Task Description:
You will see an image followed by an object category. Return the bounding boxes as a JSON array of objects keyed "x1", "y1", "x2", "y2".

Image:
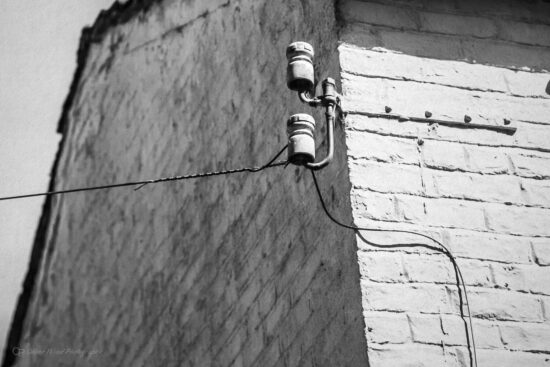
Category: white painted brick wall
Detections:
[{"x1": 340, "y1": 0, "x2": 550, "y2": 365}]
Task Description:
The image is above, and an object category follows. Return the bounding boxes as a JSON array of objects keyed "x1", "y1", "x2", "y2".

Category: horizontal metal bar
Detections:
[{"x1": 352, "y1": 112, "x2": 517, "y2": 135}]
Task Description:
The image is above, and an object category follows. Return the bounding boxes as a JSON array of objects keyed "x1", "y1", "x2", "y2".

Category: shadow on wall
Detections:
[{"x1": 338, "y1": 0, "x2": 550, "y2": 71}]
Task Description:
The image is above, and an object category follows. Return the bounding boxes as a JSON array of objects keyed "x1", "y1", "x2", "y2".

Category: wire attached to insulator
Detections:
[
  {"x1": 309, "y1": 169, "x2": 478, "y2": 367},
  {"x1": 0, "y1": 146, "x2": 288, "y2": 202}
]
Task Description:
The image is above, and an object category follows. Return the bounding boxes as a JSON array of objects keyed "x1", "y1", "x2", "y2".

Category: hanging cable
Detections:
[
  {"x1": 1, "y1": 140, "x2": 477, "y2": 366},
  {"x1": 0, "y1": 145, "x2": 288, "y2": 202},
  {"x1": 309, "y1": 170, "x2": 477, "y2": 367}
]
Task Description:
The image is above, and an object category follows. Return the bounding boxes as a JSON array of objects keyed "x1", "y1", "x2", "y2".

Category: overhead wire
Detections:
[
  {"x1": 0, "y1": 145, "x2": 288, "y2": 202},
  {"x1": 309, "y1": 169, "x2": 478, "y2": 367},
  {"x1": 0, "y1": 140, "x2": 478, "y2": 366}
]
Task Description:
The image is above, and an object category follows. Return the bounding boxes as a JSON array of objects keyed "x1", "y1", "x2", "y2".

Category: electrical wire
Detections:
[
  {"x1": 0, "y1": 145, "x2": 288, "y2": 202},
  {"x1": 0, "y1": 143, "x2": 478, "y2": 366},
  {"x1": 309, "y1": 170, "x2": 478, "y2": 367}
]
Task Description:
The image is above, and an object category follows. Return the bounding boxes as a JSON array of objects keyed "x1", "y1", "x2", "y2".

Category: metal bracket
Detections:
[
  {"x1": 301, "y1": 78, "x2": 338, "y2": 171},
  {"x1": 355, "y1": 111, "x2": 517, "y2": 135}
]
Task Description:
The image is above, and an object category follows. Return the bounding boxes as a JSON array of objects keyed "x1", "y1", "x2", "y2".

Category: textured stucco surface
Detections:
[
  {"x1": 339, "y1": 0, "x2": 550, "y2": 366},
  {"x1": 6, "y1": 0, "x2": 369, "y2": 366}
]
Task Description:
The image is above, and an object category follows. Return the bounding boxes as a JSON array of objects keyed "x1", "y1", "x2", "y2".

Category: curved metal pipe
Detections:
[
  {"x1": 298, "y1": 91, "x2": 322, "y2": 107},
  {"x1": 306, "y1": 104, "x2": 335, "y2": 171}
]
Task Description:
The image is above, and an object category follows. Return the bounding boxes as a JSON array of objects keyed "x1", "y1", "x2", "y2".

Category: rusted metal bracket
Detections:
[{"x1": 357, "y1": 111, "x2": 517, "y2": 135}]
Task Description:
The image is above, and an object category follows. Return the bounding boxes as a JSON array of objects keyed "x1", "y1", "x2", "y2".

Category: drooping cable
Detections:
[
  {"x1": 0, "y1": 145, "x2": 288, "y2": 202},
  {"x1": 310, "y1": 170, "x2": 478, "y2": 367}
]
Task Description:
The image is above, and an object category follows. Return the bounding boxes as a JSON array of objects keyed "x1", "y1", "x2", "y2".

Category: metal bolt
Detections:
[
  {"x1": 425, "y1": 111, "x2": 432, "y2": 118},
  {"x1": 464, "y1": 115, "x2": 472, "y2": 123},
  {"x1": 385, "y1": 106, "x2": 392, "y2": 113},
  {"x1": 417, "y1": 138, "x2": 424, "y2": 146},
  {"x1": 322, "y1": 78, "x2": 337, "y2": 104}
]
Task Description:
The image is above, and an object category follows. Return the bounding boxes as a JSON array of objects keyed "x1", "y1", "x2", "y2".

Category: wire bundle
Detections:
[{"x1": 0, "y1": 146, "x2": 288, "y2": 202}]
